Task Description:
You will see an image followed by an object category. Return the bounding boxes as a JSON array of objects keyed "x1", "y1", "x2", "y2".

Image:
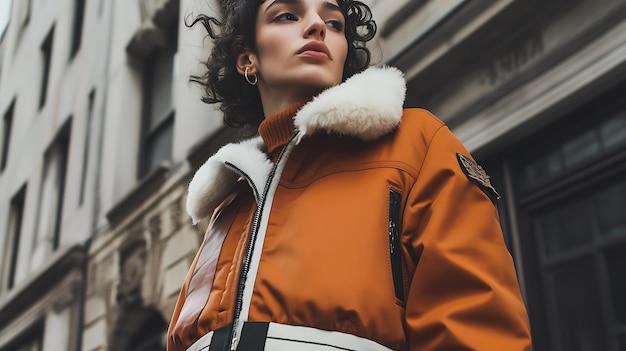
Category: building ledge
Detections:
[
  {"x1": 125, "y1": 19, "x2": 165, "y2": 59},
  {"x1": 126, "y1": 0, "x2": 179, "y2": 60},
  {"x1": 106, "y1": 161, "x2": 171, "y2": 226},
  {"x1": 0, "y1": 244, "x2": 86, "y2": 329},
  {"x1": 186, "y1": 125, "x2": 249, "y2": 170}
]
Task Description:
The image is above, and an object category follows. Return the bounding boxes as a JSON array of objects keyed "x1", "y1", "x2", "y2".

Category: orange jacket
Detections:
[{"x1": 168, "y1": 67, "x2": 531, "y2": 351}]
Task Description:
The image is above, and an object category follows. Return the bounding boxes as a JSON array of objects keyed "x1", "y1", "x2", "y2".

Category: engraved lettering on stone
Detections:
[{"x1": 481, "y1": 33, "x2": 544, "y2": 86}]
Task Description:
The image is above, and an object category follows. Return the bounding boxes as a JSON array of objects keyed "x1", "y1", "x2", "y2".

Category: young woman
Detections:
[{"x1": 168, "y1": 0, "x2": 532, "y2": 350}]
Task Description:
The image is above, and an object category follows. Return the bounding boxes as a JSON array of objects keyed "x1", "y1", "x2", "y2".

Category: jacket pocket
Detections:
[{"x1": 388, "y1": 189, "x2": 404, "y2": 302}]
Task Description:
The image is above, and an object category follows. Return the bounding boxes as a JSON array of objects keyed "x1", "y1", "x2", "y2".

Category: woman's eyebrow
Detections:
[
  {"x1": 322, "y1": 1, "x2": 342, "y2": 14},
  {"x1": 264, "y1": 0, "x2": 342, "y2": 14},
  {"x1": 264, "y1": 0, "x2": 300, "y2": 13}
]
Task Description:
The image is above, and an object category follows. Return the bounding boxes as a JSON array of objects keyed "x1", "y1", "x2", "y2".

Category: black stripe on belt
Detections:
[
  {"x1": 208, "y1": 322, "x2": 269, "y2": 351},
  {"x1": 207, "y1": 322, "x2": 358, "y2": 351}
]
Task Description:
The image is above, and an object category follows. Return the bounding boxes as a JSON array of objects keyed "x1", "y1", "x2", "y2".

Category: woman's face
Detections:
[{"x1": 252, "y1": 0, "x2": 349, "y2": 100}]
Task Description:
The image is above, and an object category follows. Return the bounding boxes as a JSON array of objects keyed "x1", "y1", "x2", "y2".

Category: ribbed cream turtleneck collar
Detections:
[{"x1": 258, "y1": 100, "x2": 308, "y2": 161}]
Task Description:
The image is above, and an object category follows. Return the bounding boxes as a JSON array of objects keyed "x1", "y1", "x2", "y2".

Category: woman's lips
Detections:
[
  {"x1": 298, "y1": 50, "x2": 330, "y2": 60},
  {"x1": 297, "y1": 41, "x2": 331, "y2": 60}
]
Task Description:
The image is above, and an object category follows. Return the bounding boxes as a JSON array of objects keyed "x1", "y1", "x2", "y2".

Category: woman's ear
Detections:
[{"x1": 236, "y1": 50, "x2": 258, "y2": 76}]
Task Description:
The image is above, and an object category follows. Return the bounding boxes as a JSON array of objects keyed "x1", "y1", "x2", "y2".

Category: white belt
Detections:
[
  {"x1": 186, "y1": 322, "x2": 394, "y2": 351},
  {"x1": 186, "y1": 330, "x2": 213, "y2": 351}
]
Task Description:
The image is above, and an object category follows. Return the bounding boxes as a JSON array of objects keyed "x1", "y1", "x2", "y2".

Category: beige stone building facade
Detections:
[
  {"x1": 0, "y1": 0, "x2": 110, "y2": 349},
  {"x1": 0, "y1": 0, "x2": 625, "y2": 350}
]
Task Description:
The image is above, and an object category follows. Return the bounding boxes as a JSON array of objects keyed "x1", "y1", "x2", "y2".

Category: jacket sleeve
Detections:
[{"x1": 402, "y1": 125, "x2": 532, "y2": 350}]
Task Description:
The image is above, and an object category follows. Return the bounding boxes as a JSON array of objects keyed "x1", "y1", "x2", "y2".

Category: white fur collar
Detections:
[
  {"x1": 186, "y1": 66, "x2": 406, "y2": 223},
  {"x1": 295, "y1": 66, "x2": 406, "y2": 140},
  {"x1": 186, "y1": 137, "x2": 271, "y2": 224}
]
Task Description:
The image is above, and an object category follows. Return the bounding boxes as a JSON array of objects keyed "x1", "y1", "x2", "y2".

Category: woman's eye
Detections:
[
  {"x1": 275, "y1": 13, "x2": 298, "y2": 21},
  {"x1": 326, "y1": 20, "x2": 344, "y2": 31}
]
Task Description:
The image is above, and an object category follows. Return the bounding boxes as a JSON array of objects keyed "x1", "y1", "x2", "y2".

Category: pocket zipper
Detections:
[{"x1": 389, "y1": 189, "x2": 404, "y2": 301}]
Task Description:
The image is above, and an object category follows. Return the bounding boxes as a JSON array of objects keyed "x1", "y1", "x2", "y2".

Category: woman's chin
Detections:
[
  {"x1": 293, "y1": 69, "x2": 343, "y2": 89},
  {"x1": 261, "y1": 73, "x2": 343, "y2": 100},
  {"x1": 298, "y1": 77, "x2": 342, "y2": 95}
]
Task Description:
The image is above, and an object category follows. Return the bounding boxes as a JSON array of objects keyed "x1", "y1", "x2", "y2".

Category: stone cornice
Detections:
[
  {"x1": 186, "y1": 125, "x2": 248, "y2": 171},
  {"x1": 106, "y1": 161, "x2": 170, "y2": 226},
  {"x1": 0, "y1": 244, "x2": 86, "y2": 330},
  {"x1": 126, "y1": 0, "x2": 179, "y2": 59}
]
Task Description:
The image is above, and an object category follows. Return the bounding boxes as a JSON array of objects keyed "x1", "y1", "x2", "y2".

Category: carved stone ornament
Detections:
[{"x1": 117, "y1": 235, "x2": 147, "y2": 310}]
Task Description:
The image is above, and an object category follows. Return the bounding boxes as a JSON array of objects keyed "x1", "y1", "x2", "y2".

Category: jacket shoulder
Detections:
[
  {"x1": 401, "y1": 108, "x2": 445, "y2": 132},
  {"x1": 391, "y1": 108, "x2": 449, "y2": 150},
  {"x1": 367, "y1": 109, "x2": 447, "y2": 178}
]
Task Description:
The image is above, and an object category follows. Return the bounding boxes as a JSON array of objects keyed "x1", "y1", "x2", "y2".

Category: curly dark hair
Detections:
[{"x1": 187, "y1": 0, "x2": 377, "y2": 128}]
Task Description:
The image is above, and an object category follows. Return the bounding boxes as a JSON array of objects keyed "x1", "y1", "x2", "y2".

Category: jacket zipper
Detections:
[
  {"x1": 389, "y1": 189, "x2": 404, "y2": 301},
  {"x1": 227, "y1": 133, "x2": 298, "y2": 351}
]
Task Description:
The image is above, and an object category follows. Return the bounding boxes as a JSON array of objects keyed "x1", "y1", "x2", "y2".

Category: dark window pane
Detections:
[
  {"x1": 523, "y1": 150, "x2": 562, "y2": 188},
  {"x1": 70, "y1": 0, "x2": 85, "y2": 58},
  {"x1": 561, "y1": 130, "x2": 600, "y2": 168},
  {"x1": 7, "y1": 185, "x2": 27, "y2": 289},
  {"x1": 521, "y1": 111, "x2": 625, "y2": 192},
  {"x1": 79, "y1": 90, "x2": 96, "y2": 205},
  {"x1": 1, "y1": 99, "x2": 15, "y2": 171},
  {"x1": 540, "y1": 200, "x2": 593, "y2": 256},
  {"x1": 144, "y1": 116, "x2": 173, "y2": 175},
  {"x1": 605, "y1": 244, "x2": 626, "y2": 324},
  {"x1": 619, "y1": 333, "x2": 626, "y2": 351},
  {"x1": 40, "y1": 28, "x2": 54, "y2": 109},
  {"x1": 148, "y1": 50, "x2": 174, "y2": 130},
  {"x1": 595, "y1": 180, "x2": 626, "y2": 239},
  {"x1": 601, "y1": 111, "x2": 626, "y2": 149},
  {"x1": 549, "y1": 258, "x2": 608, "y2": 351}
]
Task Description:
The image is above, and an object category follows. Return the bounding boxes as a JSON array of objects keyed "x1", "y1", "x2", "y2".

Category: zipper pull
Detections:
[
  {"x1": 388, "y1": 220, "x2": 396, "y2": 254},
  {"x1": 230, "y1": 336, "x2": 237, "y2": 351}
]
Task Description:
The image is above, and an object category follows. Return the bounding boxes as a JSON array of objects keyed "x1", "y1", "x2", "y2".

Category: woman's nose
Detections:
[{"x1": 304, "y1": 14, "x2": 326, "y2": 40}]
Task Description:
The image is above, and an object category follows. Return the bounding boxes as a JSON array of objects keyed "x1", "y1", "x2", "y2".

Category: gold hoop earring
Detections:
[{"x1": 244, "y1": 67, "x2": 258, "y2": 86}]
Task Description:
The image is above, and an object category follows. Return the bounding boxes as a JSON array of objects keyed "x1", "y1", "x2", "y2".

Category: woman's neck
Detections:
[{"x1": 257, "y1": 84, "x2": 320, "y2": 117}]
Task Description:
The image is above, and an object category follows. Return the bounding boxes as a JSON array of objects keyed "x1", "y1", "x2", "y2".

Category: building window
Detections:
[
  {"x1": 139, "y1": 27, "x2": 177, "y2": 178},
  {"x1": 520, "y1": 110, "x2": 626, "y2": 192},
  {"x1": 34, "y1": 120, "x2": 70, "y2": 259},
  {"x1": 70, "y1": 0, "x2": 86, "y2": 59},
  {"x1": 39, "y1": 27, "x2": 54, "y2": 110},
  {"x1": 1, "y1": 99, "x2": 15, "y2": 172},
  {"x1": 79, "y1": 90, "x2": 95, "y2": 206},
  {"x1": 514, "y1": 81, "x2": 626, "y2": 350},
  {"x1": 2, "y1": 185, "x2": 27, "y2": 291},
  {"x1": 533, "y1": 178, "x2": 626, "y2": 350}
]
